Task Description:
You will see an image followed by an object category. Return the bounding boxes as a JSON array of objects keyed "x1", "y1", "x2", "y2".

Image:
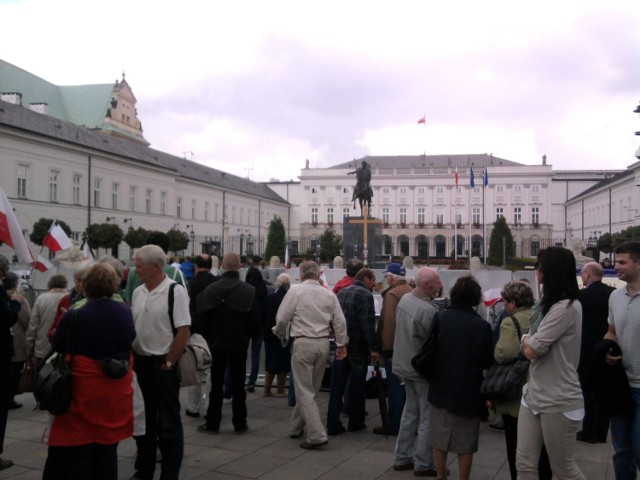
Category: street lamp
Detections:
[
  {"x1": 186, "y1": 225, "x2": 195, "y2": 255},
  {"x1": 588, "y1": 231, "x2": 601, "y2": 248},
  {"x1": 315, "y1": 243, "x2": 322, "y2": 265},
  {"x1": 106, "y1": 216, "x2": 115, "y2": 223},
  {"x1": 246, "y1": 233, "x2": 253, "y2": 256}
]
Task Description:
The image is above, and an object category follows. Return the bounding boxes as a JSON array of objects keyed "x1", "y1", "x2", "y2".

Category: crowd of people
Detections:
[{"x1": 0, "y1": 237, "x2": 639, "y2": 480}]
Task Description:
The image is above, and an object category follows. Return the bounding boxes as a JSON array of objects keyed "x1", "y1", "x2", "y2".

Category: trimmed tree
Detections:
[
  {"x1": 29, "y1": 218, "x2": 73, "y2": 245},
  {"x1": 167, "y1": 228, "x2": 189, "y2": 255},
  {"x1": 612, "y1": 225, "x2": 640, "y2": 248},
  {"x1": 596, "y1": 232, "x2": 613, "y2": 255},
  {"x1": 488, "y1": 216, "x2": 515, "y2": 266},
  {"x1": 264, "y1": 216, "x2": 286, "y2": 263},
  {"x1": 124, "y1": 227, "x2": 149, "y2": 252},
  {"x1": 319, "y1": 228, "x2": 342, "y2": 263},
  {"x1": 85, "y1": 223, "x2": 124, "y2": 250}
]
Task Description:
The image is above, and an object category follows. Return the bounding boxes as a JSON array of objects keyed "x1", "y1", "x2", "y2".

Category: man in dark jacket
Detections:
[
  {"x1": 577, "y1": 262, "x2": 615, "y2": 443},
  {"x1": 196, "y1": 253, "x2": 259, "y2": 434}
]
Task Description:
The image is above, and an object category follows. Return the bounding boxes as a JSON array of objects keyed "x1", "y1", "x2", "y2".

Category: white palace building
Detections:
[{"x1": 2, "y1": 58, "x2": 639, "y2": 263}]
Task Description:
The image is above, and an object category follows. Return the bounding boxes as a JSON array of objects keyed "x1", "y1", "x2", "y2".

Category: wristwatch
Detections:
[{"x1": 164, "y1": 360, "x2": 173, "y2": 368}]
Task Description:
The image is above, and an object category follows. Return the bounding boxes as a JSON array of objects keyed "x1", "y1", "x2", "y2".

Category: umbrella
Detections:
[{"x1": 373, "y1": 359, "x2": 389, "y2": 439}]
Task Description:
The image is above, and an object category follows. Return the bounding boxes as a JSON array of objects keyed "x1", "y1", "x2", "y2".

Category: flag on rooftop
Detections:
[
  {"x1": 417, "y1": 115, "x2": 426, "y2": 125},
  {"x1": 454, "y1": 166, "x2": 459, "y2": 187},
  {"x1": 43, "y1": 221, "x2": 73, "y2": 252},
  {"x1": 484, "y1": 167, "x2": 489, "y2": 187},
  {"x1": 470, "y1": 167, "x2": 475, "y2": 188}
]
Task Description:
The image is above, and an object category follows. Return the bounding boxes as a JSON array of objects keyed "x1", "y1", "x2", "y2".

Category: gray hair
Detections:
[
  {"x1": 134, "y1": 244, "x2": 166, "y2": 269},
  {"x1": 98, "y1": 255, "x2": 124, "y2": 280},
  {"x1": 74, "y1": 259, "x2": 94, "y2": 280},
  {"x1": 299, "y1": 261, "x2": 320, "y2": 280},
  {"x1": 276, "y1": 273, "x2": 291, "y2": 290}
]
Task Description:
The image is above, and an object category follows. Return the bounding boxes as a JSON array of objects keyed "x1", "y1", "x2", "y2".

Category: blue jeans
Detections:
[
  {"x1": 384, "y1": 358, "x2": 406, "y2": 434},
  {"x1": 611, "y1": 386, "x2": 640, "y2": 480},
  {"x1": 395, "y1": 380, "x2": 434, "y2": 471},
  {"x1": 133, "y1": 355, "x2": 183, "y2": 480},
  {"x1": 248, "y1": 334, "x2": 262, "y2": 385},
  {"x1": 326, "y1": 354, "x2": 368, "y2": 433}
]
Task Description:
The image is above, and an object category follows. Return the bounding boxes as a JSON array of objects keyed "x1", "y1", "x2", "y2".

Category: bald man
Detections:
[
  {"x1": 577, "y1": 261, "x2": 615, "y2": 444},
  {"x1": 196, "y1": 253, "x2": 260, "y2": 434}
]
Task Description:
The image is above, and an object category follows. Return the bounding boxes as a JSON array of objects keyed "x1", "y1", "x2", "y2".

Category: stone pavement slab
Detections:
[{"x1": 1, "y1": 388, "x2": 615, "y2": 479}]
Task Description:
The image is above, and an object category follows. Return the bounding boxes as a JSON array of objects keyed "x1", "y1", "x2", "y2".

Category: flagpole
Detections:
[
  {"x1": 468, "y1": 186, "x2": 472, "y2": 261},
  {"x1": 483, "y1": 168, "x2": 487, "y2": 264}
]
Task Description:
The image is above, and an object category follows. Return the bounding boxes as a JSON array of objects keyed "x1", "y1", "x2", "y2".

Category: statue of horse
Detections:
[{"x1": 348, "y1": 160, "x2": 373, "y2": 216}]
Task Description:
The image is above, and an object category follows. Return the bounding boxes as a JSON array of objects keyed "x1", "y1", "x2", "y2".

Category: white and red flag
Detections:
[
  {"x1": 454, "y1": 166, "x2": 459, "y2": 187},
  {"x1": 482, "y1": 287, "x2": 503, "y2": 307},
  {"x1": 417, "y1": 115, "x2": 426, "y2": 125},
  {"x1": 34, "y1": 254, "x2": 53, "y2": 272},
  {"x1": 83, "y1": 240, "x2": 94, "y2": 260},
  {"x1": 0, "y1": 188, "x2": 34, "y2": 264},
  {"x1": 43, "y1": 221, "x2": 73, "y2": 252}
]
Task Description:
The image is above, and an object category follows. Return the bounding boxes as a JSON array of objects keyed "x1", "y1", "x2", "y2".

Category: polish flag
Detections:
[
  {"x1": 454, "y1": 166, "x2": 459, "y2": 187},
  {"x1": 83, "y1": 241, "x2": 94, "y2": 260},
  {"x1": 284, "y1": 244, "x2": 290, "y2": 270},
  {"x1": 43, "y1": 222, "x2": 73, "y2": 252},
  {"x1": 34, "y1": 254, "x2": 53, "y2": 272},
  {"x1": 482, "y1": 287, "x2": 503, "y2": 307},
  {"x1": 0, "y1": 188, "x2": 34, "y2": 264},
  {"x1": 417, "y1": 115, "x2": 426, "y2": 125}
]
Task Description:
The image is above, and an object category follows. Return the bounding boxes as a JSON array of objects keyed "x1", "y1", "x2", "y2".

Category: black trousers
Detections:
[
  {"x1": 207, "y1": 348, "x2": 248, "y2": 430},
  {"x1": 0, "y1": 352, "x2": 11, "y2": 455},
  {"x1": 43, "y1": 443, "x2": 118, "y2": 480},
  {"x1": 503, "y1": 414, "x2": 552, "y2": 480}
]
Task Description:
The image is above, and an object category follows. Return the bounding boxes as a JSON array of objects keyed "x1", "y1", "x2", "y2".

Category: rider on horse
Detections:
[{"x1": 348, "y1": 160, "x2": 373, "y2": 215}]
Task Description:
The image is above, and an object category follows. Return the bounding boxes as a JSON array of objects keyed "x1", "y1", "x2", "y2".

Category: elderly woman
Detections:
[
  {"x1": 516, "y1": 247, "x2": 585, "y2": 480},
  {"x1": 262, "y1": 273, "x2": 292, "y2": 397},
  {"x1": 43, "y1": 263, "x2": 136, "y2": 480},
  {"x1": 494, "y1": 281, "x2": 551, "y2": 480},
  {"x1": 427, "y1": 276, "x2": 494, "y2": 480}
]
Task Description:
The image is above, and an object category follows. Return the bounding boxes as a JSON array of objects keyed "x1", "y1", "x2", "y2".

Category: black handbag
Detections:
[
  {"x1": 34, "y1": 309, "x2": 78, "y2": 415},
  {"x1": 480, "y1": 315, "x2": 530, "y2": 400},
  {"x1": 411, "y1": 314, "x2": 440, "y2": 381}
]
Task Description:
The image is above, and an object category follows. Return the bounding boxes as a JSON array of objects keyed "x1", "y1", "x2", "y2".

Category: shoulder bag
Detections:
[
  {"x1": 480, "y1": 315, "x2": 530, "y2": 400},
  {"x1": 411, "y1": 313, "x2": 440, "y2": 381},
  {"x1": 34, "y1": 309, "x2": 78, "y2": 415}
]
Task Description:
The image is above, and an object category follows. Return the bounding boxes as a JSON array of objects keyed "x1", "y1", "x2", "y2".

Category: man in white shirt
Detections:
[
  {"x1": 274, "y1": 261, "x2": 348, "y2": 449},
  {"x1": 131, "y1": 245, "x2": 190, "y2": 480}
]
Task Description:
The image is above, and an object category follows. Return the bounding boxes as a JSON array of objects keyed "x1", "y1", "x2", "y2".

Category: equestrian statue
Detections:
[{"x1": 348, "y1": 160, "x2": 373, "y2": 216}]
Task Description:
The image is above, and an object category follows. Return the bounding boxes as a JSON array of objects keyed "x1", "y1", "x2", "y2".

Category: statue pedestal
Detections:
[{"x1": 343, "y1": 216, "x2": 382, "y2": 265}]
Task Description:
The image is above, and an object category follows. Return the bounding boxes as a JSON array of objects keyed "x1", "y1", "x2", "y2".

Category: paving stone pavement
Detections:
[{"x1": 1, "y1": 389, "x2": 616, "y2": 479}]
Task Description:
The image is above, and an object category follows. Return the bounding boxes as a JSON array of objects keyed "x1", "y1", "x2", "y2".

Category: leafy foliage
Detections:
[
  {"x1": 319, "y1": 228, "x2": 342, "y2": 262},
  {"x1": 167, "y1": 229, "x2": 190, "y2": 254},
  {"x1": 597, "y1": 232, "x2": 613, "y2": 253},
  {"x1": 612, "y1": 226, "x2": 640, "y2": 248},
  {"x1": 488, "y1": 216, "x2": 515, "y2": 266},
  {"x1": 124, "y1": 227, "x2": 149, "y2": 250},
  {"x1": 29, "y1": 218, "x2": 73, "y2": 246},
  {"x1": 85, "y1": 223, "x2": 124, "y2": 249},
  {"x1": 264, "y1": 216, "x2": 286, "y2": 262}
]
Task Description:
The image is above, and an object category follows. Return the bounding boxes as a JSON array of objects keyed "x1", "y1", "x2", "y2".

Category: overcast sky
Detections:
[{"x1": 1, "y1": 0, "x2": 639, "y2": 182}]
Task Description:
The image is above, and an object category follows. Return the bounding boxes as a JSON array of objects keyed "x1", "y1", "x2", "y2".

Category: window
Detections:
[
  {"x1": 399, "y1": 208, "x2": 407, "y2": 224},
  {"x1": 17, "y1": 165, "x2": 28, "y2": 198},
  {"x1": 531, "y1": 240, "x2": 540, "y2": 257},
  {"x1": 93, "y1": 179, "x2": 101, "y2": 207},
  {"x1": 146, "y1": 189, "x2": 152, "y2": 214},
  {"x1": 112, "y1": 183, "x2": 119, "y2": 210},
  {"x1": 399, "y1": 187, "x2": 407, "y2": 194},
  {"x1": 204, "y1": 201, "x2": 209, "y2": 221},
  {"x1": 514, "y1": 185, "x2": 522, "y2": 193},
  {"x1": 343, "y1": 207, "x2": 350, "y2": 219},
  {"x1": 496, "y1": 207, "x2": 504, "y2": 220},
  {"x1": 214, "y1": 203, "x2": 219, "y2": 222},
  {"x1": 436, "y1": 187, "x2": 444, "y2": 194},
  {"x1": 436, "y1": 211, "x2": 444, "y2": 224},
  {"x1": 514, "y1": 207, "x2": 522, "y2": 224},
  {"x1": 160, "y1": 192, "x2": 167, "y2": 215},
  {"x1": 49, "y1": 170, "x2": 59, "y2": 202},
  {"x1": 417, "y1": 187, "x2": 426, "y2": 194},
  {"x1": 342, "y1": 187, "x2": 350, "y2": 194},
  {"x1": 311, "y1": 207, "x2": 318, "y2": 224},
  {"x1": 176, "y1": 196, "x2": 182, "y2": 218},
  {"x1": 532, "y1": 185, "x2": 540, "y2": 192},
  {"x1": 472, "y1": 207, "x2": 481, "y2": 224},
  {"x1": 496, "y1": 185, "x2": 504, "y2": 193},
  {"x1": 382, "y1": 207, "x2": 390, "y2": 224},
  {"x1": 382, "y1": 187, "x2": 390, "y2": 195},
  {"x1": 129, "y1": 186, "x2": 136, "y2": 212},
  {"x1": 417, "y1": 207, "x2": 426, "y2": 225},
  {"x1": 311, "y1": 187, "x2": 318, "y2": 194},
  {"x1": 531, "y1": 207, "x2": 540, "y2": 224},
  {"x1": 192, "y1": 200, "x2": 197, "y2": 220},
  {"x1": 473, "y1": 187, "x2": 481, "y2": 194},
  {"x1": 72, "y1": 174, "x2": 81, "y2": 204},
  {"x1": 327, "y1": 207, "x2": 334, "y2": 224},
  {"x1": 455, "y1": 210, "x2": 462, "y2": 224}
]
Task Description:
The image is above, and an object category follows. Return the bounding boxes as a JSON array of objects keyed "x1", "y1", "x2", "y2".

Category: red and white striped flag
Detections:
[
  {"x1": 43, "y1": 221, "x2": 73, "y2": 252},
  {"x1": 34, "y1": 254, "x2": 53, "y2": 272},
  {"x1": 482, "y1": 287, "x2": 503, "y2": 307},
  {"x1": 454, "y1": 166, "x2": 459, "y2": 187},
  {"x1": 417, "y1": 115, "x2": 426, "y2": 125},
  {"x1": 0, "y1": 188, "x2": 34, "y2": 264}
]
